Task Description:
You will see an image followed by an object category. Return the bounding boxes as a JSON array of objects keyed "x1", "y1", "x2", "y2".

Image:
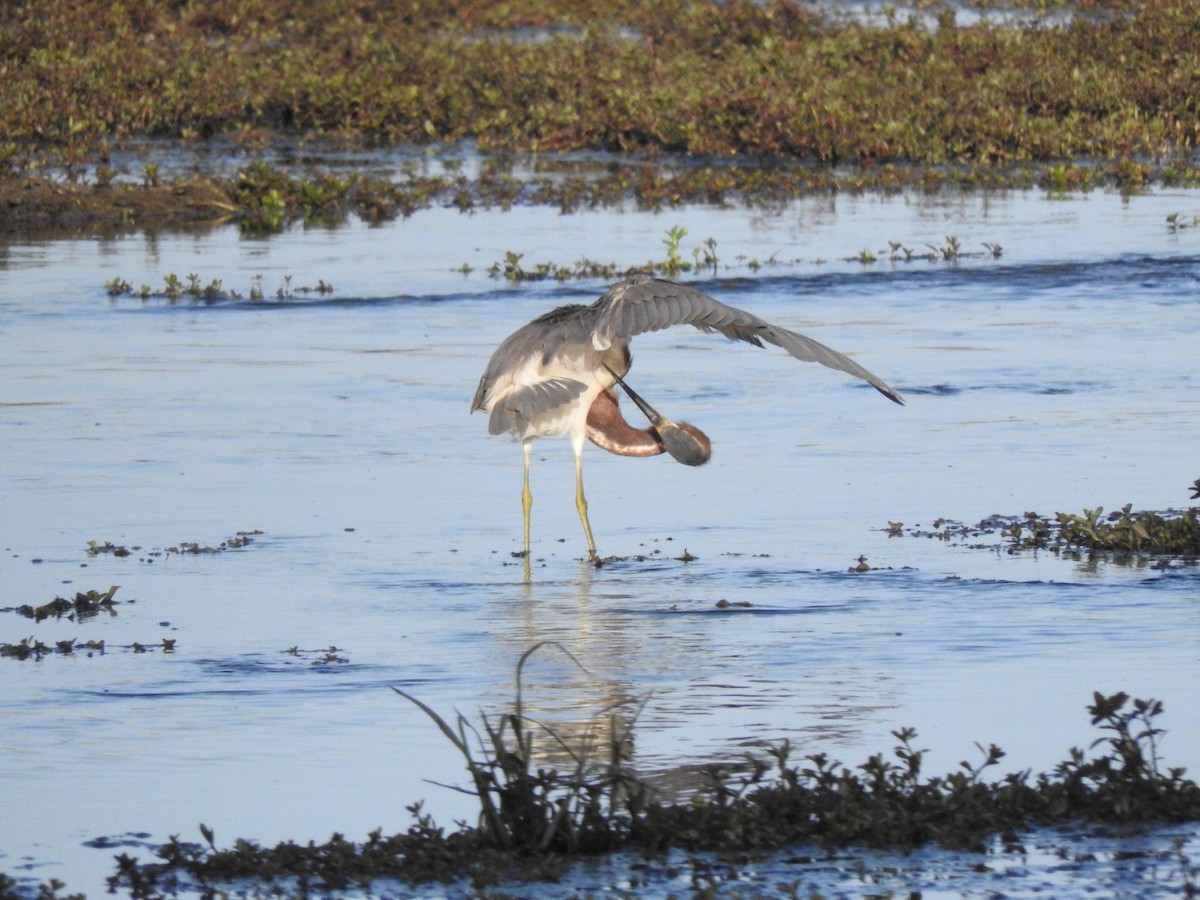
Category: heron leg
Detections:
[
  {"x1": 522, "y1": 440, "x2": 533, "y2": 558},
  {"x1": 573, "y1": 442, "x2": 598, "y2": 560}
]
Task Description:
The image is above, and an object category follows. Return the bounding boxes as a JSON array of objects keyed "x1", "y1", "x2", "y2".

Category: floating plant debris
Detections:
[
  {"x1": 5, "y1": 585, "x2": 120, "y2": 622},
  {"x1": 0, "y1": 636, "x2": 175, "y2": 661},
  {"x1": 284, "y1": 645, "x2": 350, "y2": 666},
  {"x1": 105, "y1": 273, "x2": 333, "y2": 303},
  {"x1": 87, "y1": 530, "x2": 263, "y2": 561},
  {"x1": 0, "y1": 587, "x2": 180, "y2": 660}
]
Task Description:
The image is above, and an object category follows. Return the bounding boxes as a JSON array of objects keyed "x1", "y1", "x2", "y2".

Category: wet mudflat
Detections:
[{"x1": 3, "y1": 188, "x2": 1200, "y2": 897}]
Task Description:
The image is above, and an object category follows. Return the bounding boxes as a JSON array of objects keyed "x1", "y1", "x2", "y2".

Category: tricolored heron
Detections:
[{"x1": 471, "y1": 275, "x2": 903, "y2": 562}]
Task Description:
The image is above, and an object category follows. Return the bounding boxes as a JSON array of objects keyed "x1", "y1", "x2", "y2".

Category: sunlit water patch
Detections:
[{"x1": 2, "y1": 188, "x2": 1200, "y2": 897}]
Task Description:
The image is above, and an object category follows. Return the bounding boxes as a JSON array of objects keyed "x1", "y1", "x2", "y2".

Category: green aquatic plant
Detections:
[
  {"x1": 5, "y1": 0, "x2": 1200, "y2": 236},
  {"x1": 0, "y1": 585, "x2": 180, "y2": 661},
  {"x1": 487, "y1": 228, "x2": 727, "y2": 280},
  {"x1": 488, "y1": 229, "x2": 1011, "y2": 280},
  {"x1": 1054, "y1": 504, "x2": 1200, "y2": 557},
  {"x1": 3, "y1": 585, "x2": 120, "y2": 623},
  {"x1": 106, "y1": 273, "x2": 333, "y2": 303},
  {"x1": 905, "y1": 480, "x2": 1200, "y2": 563},
  {"x1": 660, "y1": 224, "x2": 688, "y2": 276}
]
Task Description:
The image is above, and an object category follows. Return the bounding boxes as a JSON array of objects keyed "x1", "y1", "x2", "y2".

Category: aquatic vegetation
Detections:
[
  {"x1": 4, "y1": 0, "x2": 1199, "y2": 164},
  {"x1": 487, "y1": 227, "x2": 718, "y2": 281},
  {"x1": 906, "y1": 497, "x2": 1200, "y2": 564},
  {"x1": 106, "y1": 271, "x2": 334, "y2": 303},
  {"x1": 488, "y1": 228, "x2": 1006, "y2": 281},
  {"x1": 3, "y1": 585, "x2": 119, "y2": 622},
  {"x1": 0, "y1": 636, "x2": 175, "y2": 661},
  {"x1": 88, "y1": 530, "x2": 262, "y2": 559},
  {"x1": 0, "y1": 585, "x2": 178, "y2": 660},
  {"x1": 4, "y1": 1, "x2": 1200, "y2": 234},
  {"x1": 98, "y1": 686, "x2": 1200, "y2": 895},
  {"x1": 0, "y1": 637, "x2": 105, "y2": 660},
  {"x1": 394, "y1": 643, "x2": 638, "y2": 854},
  {"x1": 0, "y1": 873, "x2": 84, "y2": 900},
  {"x1": 285, "y1": 645, "x2": 351, "y2": 666}
]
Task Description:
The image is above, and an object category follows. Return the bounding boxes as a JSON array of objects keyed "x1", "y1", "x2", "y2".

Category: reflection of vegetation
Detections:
[{"x1": 95, "y1": 683, "x2": 1200, "y2": 897}]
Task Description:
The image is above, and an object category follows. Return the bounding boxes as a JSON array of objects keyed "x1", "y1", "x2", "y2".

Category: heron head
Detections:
[{"x1": 655, "y1": 421, "x2": 711, "y2": 467}]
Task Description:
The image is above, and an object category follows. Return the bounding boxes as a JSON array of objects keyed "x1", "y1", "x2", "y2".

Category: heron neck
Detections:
[{"x1": 585, "y1": 389, "x2": 664, "y2": 458}]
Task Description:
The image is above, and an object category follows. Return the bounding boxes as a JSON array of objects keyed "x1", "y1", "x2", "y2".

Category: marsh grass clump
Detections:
[
  {"x1": 394, "y1": 642, "x2": 647, "y2": 854},
  {"x1": 103, "y1": 684, "x2": 1200, "y2": 897}
]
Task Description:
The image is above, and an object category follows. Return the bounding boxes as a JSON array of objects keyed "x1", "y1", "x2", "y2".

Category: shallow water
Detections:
[{"x1": 3, "y1": 187, "x2": 1200, "y2": 897}]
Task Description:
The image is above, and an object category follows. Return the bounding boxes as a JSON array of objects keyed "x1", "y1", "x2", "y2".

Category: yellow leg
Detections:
[
  {"x1": 574, "y1": 445, "x2": 598, "y2": 560},
  {"x1": 521, "y1": 440, "x2": 533, "y2": 558}
]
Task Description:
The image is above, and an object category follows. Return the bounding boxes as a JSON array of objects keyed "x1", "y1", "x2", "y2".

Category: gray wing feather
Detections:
[
  {"x1": 594, "y1": 277, "x2": 903, "y2": 404},
  {"x1": 471, "y1": 303, "x2": 592, "y2": 414},
  {"x1": 486, "y1": 377, "x2": 588, "y2": 435}
]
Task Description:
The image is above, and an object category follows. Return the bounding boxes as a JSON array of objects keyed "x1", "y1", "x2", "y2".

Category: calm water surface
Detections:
[{"x1": 2, "y1": 188, "x2": 1200, "y2": 897}]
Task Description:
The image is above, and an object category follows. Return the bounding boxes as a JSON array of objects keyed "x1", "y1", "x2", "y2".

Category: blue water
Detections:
[{"x1": 2, "y1": 187, "x2": 1200, "y2": 897}]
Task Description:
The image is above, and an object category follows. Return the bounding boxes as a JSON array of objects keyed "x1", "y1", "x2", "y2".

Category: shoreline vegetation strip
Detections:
[
  {"x1": 2, "y1": 1, "x2": 1200, "y2": 233},
  {"x1": 2, "y1": 689, "x2": 1196, "y2": 898}
]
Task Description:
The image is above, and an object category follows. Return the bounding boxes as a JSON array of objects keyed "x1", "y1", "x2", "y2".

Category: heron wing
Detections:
[
  {"x1": 485, "y1": 377, "x2": 589, "y2": 436},
  {"x1": 592, "y1": 277, "x2": 903, "y2": 404}
]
